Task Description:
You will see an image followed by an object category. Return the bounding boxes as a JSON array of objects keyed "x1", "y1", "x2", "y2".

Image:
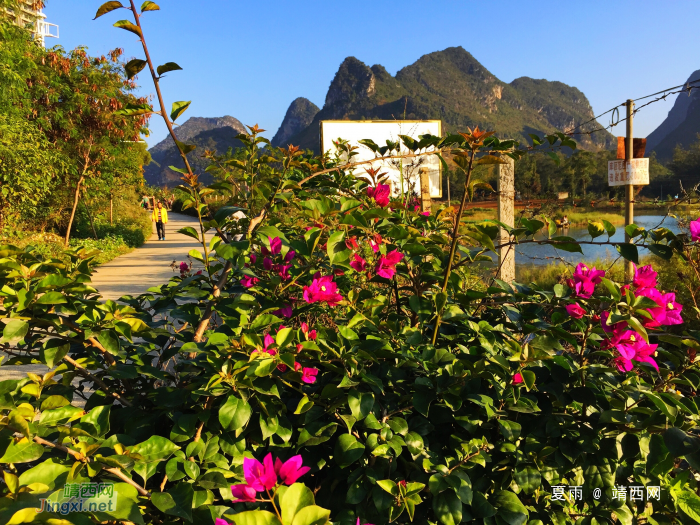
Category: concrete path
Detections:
[
  {"x1": 92, "y1": 212, "x2": 204, "y2": 301},
  {"x1": 0, "y1": 212, "x2": 206, "y2": 385}
]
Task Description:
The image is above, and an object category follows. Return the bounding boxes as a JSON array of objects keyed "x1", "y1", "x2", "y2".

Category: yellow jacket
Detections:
[{"x1": 152, "y1": 207, "x2": 169, "y2": 223}]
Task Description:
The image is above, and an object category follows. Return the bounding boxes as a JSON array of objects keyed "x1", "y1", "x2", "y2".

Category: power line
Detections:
[{"x1": 564, "y1": 77, "x2": 700, "y2": 137}]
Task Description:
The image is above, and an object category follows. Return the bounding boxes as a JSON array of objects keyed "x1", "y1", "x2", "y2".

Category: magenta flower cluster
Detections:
[
  {"x1": 252, "y1": 331, "x2": 318, "y2": 383},
  {"x1": 228, "y1": 454, "x2": 310, "y2": 503},
  {"x1": 367, "y1": 184, "x2": 391, "y2": 207},
  {"x1": 565, "y1": 263, "x2": 684, "y2": 373}
]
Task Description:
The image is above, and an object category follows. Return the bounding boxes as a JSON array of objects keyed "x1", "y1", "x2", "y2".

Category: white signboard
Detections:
[
  {"x1": 608, "y1": 158, "x2": 650, "y2": 186},
  {"x1": 320, "y1": 120, "x2": 442, "y2": 198}
]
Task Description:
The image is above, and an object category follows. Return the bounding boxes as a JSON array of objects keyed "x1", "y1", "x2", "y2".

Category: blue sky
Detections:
[{"x1": 45, "y1": 1, "x2": 699, "y2": 148}]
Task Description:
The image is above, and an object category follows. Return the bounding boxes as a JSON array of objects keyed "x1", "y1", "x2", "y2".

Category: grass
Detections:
[
  {"x1": 548, "y1": 209, "x2": 625, "y2": 226},
  {"x1": 0, "y1": 201, "x2": 152, "y2": 265},
  {"x1": 516, "y1": 255, "x2": 699, "y2": 325}
]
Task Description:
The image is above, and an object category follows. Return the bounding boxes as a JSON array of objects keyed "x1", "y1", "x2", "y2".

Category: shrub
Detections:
[{"x1": 2, "y1": 126, "x2": 700, "y2": 525}]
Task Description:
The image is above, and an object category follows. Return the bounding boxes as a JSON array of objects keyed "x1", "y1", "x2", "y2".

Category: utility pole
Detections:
[{"x1": 624, "y1": 99, "x2": 634, "y2": 281}]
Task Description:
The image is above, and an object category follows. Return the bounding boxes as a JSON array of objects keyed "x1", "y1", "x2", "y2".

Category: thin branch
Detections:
[
  {"x1": 62, "y1": 355, "x2": 132, "y2": 407},
  {"x1": 32, "y1": 435, "x2": 149, "y2": 496}
]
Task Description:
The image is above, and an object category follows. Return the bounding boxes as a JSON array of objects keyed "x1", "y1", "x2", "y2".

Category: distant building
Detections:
[
  {"x1": 557, "y1": 192, "x2": 569, "y2": 200},
  {"x1": 3, "y1": 1, "x2": 58, "y2": 46}
]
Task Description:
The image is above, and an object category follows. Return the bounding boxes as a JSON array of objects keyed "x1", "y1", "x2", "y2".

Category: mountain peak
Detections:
[
  {"x1": 325, "y1": 57, "x2": 376, "y2": 110},
  {"x1": 272, "y1": 97, "x2": 320, "y2": 147}
]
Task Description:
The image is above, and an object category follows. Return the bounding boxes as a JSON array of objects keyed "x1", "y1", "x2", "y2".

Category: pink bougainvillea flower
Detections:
[
  {"x1": 241, "y1": 275, "x2": 259, "y2": 288},
  {"x1": 376, "y1": 250, "x2": 404, "y2": 279},
  {"x1": 249, "y1": 253, "x2": 257, "y2": 265},
  {"x1": 263, "y1": 257, "x2": 273, "y2": 271},
  {"x1": 269, "y1": 236, "x2": 283, "y2": 256},
  {"x1": 301, "y1": 322, "x2": 309, "y2": 335},
  {"x1": 274, "y1": 305, "x2": 293, "y2": 318},
  {"x1": 367, "y1": 184, "x2": 391, "y2": 207},
  {"x1": 296, "y1": 343, "x2": 303, "y2": 353},
  {"x1": 345, "y1": 236, "x2": 359, "y2": 250},
  {"x1": 356, "y1": 519, "x2": 374, "y2": 525},
  {"x1": 632, "y1": 264, "x2": 658, "y2": 291},
  {"x1": 512, "y1": 373, "x2": 523, "y2": 384},
  {"x1": 690, "y1": 217, "x2": 700, "y2": 242},
  {"x1": 179, "y1": 262, "x2": 189, "y2": 273},
  {"x1": 632, "y1": 340, "x2": 659, "y2": 371},
  {"x1": 243, "y1": 454, "x2": 277, "y2": 491},
  {"x1": 263, "y1": 333, "x2": 274, "y2": 350},
  {"x1": 294, "y1": 361, "x2": 302, "y2": 371},
  {"x1": 278, "y1": 264, "x2": 292, "y2": 281},
  {"x1": 350, "y1": 254, "x2": 367, "y2": 273},
  {"x1": 284, "y1": 250, "x2": 296, "y2": 262},
  {"x1": 637, "y1": 288, "x2": 684, "y2": 327},
  {"x1": 610, "y1": 330, "x2": 659, "y2": 371},
  {"x1": 308, "y1": 329, "x2": 317, "y2": 341},
  {"x1": 421, "y1": 211, "x2": 430, "y2": 217},
  {"x1": 565, "y1": 303, "x2": 586, "y2": 319},
  {"x1": 303, "y1": 275, "x2": 343, "y2": 306},
  {"x1": 273, "y1": 455, "x2": 311, "y2": 485},
  {"x1": 301, "y1": 367, "x2": 318, "y2": 384},
  {"x1": 566, "y1": 263, "x2": 604, "y2": 299},
  {"x1": 229, "y1": 484, "x2": 257, "y2": 503},
  {"x1": 216, "y1": 518, "x2": 235, "y2": 525}
]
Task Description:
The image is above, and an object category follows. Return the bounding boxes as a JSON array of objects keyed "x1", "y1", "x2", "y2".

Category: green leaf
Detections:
[
  {"x1": 664, "y1": 427, "x2": 700, "y2": 458},
  {"x1": 587, "y1": 221, "x2": 605, "y2": 239},
  {"x1": 170, "y1": 101, "x2": 191, "y2": 122},
  {"x1": 94, "y1": 1, "x2": 124, "y2": 19},
  {"x1": 520, "y1": 370, "x2": 536, "y2": 391},
  {"x1": 326, "y1": 231, "x2": 350, "y2": 265},
  {"x1": 334, "y1": 434, "x2": 365, "y2": 469},
  {"x1": 276, "y1": 327, "x2": 295, "y2": 348},
  {"x1": 40, "y1": 340, "x2": 69, "y2": 369},
  {"x1": 124, "y1": 59, "x2": 147, "y2": 79},
  {"x1": 348, "y1": 390, "x2": 374, "y2": 421},
  {"x1": 80, "y1": 405, "x2": 111, "y2": 436},
  {"x1": 491, "y1": 490, "x2": 528, "y2": 525},
  {"x1": 225, "y1": 510, "x2": 282, "y2": 525},
  {"x1": 513, "y1": 466, "x2": 541, "y2": 494},
  {"x1": 676, "y1": 490, "x2": 700, "y2": 522},
  {"x1": 471, "y1": 491, "x2": 496, "y2": 518},
  {"x1": 115, "y1": 102, "x2": 153, "y2": 116},
  {"x1": 616, "y1": 243, "x2": 639, "y2": 264},
  {"x1": 113, "y1": 19, "x2": 142, "y2": 37},
  {"x1": 157, "y1": 62, "x2": 183, "y2": 76},
  {"x1": 290, "y1": 506, "x2": 330, "y2": 525},
  {"x1": 152, "y1": 481, "x2": 194, "y2": 521},
  {"x1": 18, "y1": 458, "x2": 69, "y2": 490},
  {"x1": 405, "y1": 431, "x2": 424, "y2": 456},
  {"x1": 281, "y1": 483, "x2": 315, "y2": 525},
  {"x1": 602, "y1": 220, "x2": 616, "y2": 237},
  {"x1": 498, "y1": 420, "x2": 521, "y2": 441},
  {"x1": 178, "y1": 226, "x2": 200, "y2": 241},
  {"x1": 130, "y1": 436, "x2": 180, "y2": 462},
  {"x1": 141, "y1": 1, "x2": 160, "y2": 12},
  {"x1": 1, "y1": 319, "x2": 28, "y2": 344},
  {"x1": 219, "y1": 396, "x2": 252, "y2": 431},
  {"x1": 175, "y1": 139, "x2": 196, "y2": 154},
  {"x1": 648, "y1": 243, "x2": 674, "y2": 260},
  {"x1": 0, "y1": 440, "x2": 43, "y2": 463},
  {"x1": 433, "y1": 491, "x2": 462, "y2": 525}
]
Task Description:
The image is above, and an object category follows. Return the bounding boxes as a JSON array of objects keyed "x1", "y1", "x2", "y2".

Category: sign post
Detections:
[{"x1": 607, "y1": 100, "x2": 649, "y2": 282}]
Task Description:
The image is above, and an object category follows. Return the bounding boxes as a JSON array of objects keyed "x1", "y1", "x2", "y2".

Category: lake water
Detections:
[{"x1": 512, "y1": 214, "x2": 681, "y2": 266}]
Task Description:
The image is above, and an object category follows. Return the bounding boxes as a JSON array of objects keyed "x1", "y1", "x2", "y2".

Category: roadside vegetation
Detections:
[{"x1": 0, "y1": 0, "x2": 151, "y2": 263}]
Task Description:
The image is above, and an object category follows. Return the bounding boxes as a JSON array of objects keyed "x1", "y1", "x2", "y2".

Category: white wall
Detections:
[{"x1": 320, "y1": 121, "x2": 442, "y2": 198}]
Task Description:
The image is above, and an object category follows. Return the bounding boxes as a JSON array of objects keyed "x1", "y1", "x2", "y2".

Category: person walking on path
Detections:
[{"x1": 152, "y1": 201, "x2": 169, "y2": 240}]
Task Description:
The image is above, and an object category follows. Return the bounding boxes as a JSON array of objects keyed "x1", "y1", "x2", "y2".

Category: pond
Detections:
[{"x1": 512, "y1": 214, "x2": 681, "y2": 266}]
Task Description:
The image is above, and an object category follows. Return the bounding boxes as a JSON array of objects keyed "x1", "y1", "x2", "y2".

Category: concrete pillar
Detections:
[
  {"x1": 419, "y1": 168, "x2": 431, "y2": 214},
  {"x1": 497, "y1": 157, "x2": 515, "y2": 282}
]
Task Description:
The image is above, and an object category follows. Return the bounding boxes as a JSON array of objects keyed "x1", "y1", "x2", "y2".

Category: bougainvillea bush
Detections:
[
  {"x1": 2, "y1": 122, "x2": 700, "y2": 525},
  {"x1": 3, "y1": 2, "x2": 700, "y2": 525}
]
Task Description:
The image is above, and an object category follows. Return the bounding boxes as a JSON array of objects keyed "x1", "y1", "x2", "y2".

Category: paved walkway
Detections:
[
  {"x1": 0, "y1": 212, "x2": 206, "y2": 385},
  {"x1": 92, "y1": 212, "x2": 204, "y2": 301}
]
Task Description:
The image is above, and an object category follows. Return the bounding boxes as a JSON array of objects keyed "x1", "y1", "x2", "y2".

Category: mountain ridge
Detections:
[{"x1": 280, "y1": 47, "x2": 615, "y2": 153}]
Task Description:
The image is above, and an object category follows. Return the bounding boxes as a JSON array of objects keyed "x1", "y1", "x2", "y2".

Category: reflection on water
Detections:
[{"x1": 513, "y1": 214, "x2": 681, "y2": 266}]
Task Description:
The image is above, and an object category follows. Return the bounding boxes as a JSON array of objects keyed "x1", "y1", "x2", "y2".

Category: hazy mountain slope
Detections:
[{"x1": 145, "y1": 116, "x2": 246, "y2": 187}]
